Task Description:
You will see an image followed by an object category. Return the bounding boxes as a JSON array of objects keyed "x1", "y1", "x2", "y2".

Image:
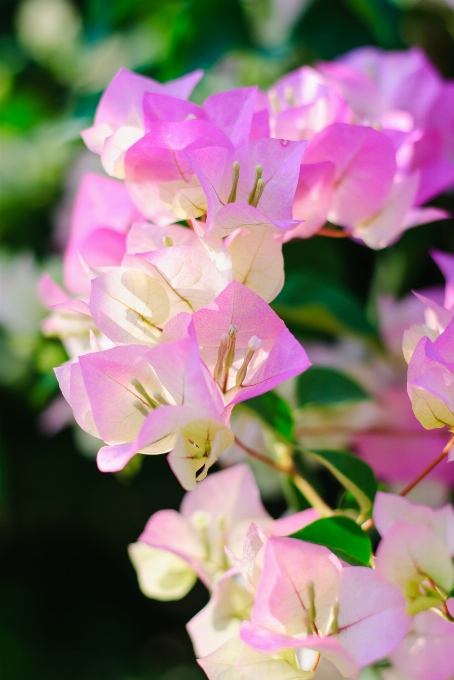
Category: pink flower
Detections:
[
  {"x1": 187, "y1": 512, "x2": 320, "y2": 658},
  {"x1": 187, "y1": 137, "x2": 306, "y2": 241},
  {"x1": 126, "y1": 221, "x2": 203, "y2": 255},
  {"x1": 94, "y1": 328, "x2": 232, "y2": 488},
  {"x1": 374, "y1": 493, "x2": 454, "y2": 617},
  {"x1": 81, "y1": 68, "x2": 202, "y2": 178},
  {"x1": 56, "y1": 326, "x2": 233, "y2": 488},
  {"x1": 63, "y1": 173, "x2": 141, "y2": 296},
  {"x1": 317, "y1": 47, "x2": 454, "y2": 204},
  {"x1": 268, "y1": 65, "x2": 352, "y2": 142},
  {"x1": 289, "y1": 161, "x2": 335, "y2": 239},
  {"x1": 129, "y1": 465, "x2": 271, "y2": 600},
  {"x1": 302, "y1": 122, "x2": 396, "y2": 228},
  {"x1": 387, "y1": 608, "x2": 454, "y2": 680},
  {"x1": 407, "y1": 317, "x2": 454, "y2": 430},
  {"x1": 432, "y1": 250, "x2": 454, "y2": 312},
  {"x1": 88, "y1": 243, "x2": 228, "y2": 346},
  {"x1": 38, "y1": 273, "x2": 95, "y2": 358},
  {"x1": 162, "y1": 280, "x2": 311, "y2": 408},
  {"x1": 319, "y1": 47, "x2": 442, "y2": 129},
  {"x1": 124, "y1": 119, "x2": 232, "y2": 224},
  {"x1": 142, "y1": 86, "x2": 258, "y2": 149},
  {"x1": 197, "y1": 635, "x2": 310, "y2": 680},
  {"x1": 239, "y1": 537, "x2": 410, "y2": 677},
  {"x1": 373, "y1": 492, "x2": 454, "y2": 552},
  {"x1": 348, "y1": 173, "x2": 447, "y2": 249}
]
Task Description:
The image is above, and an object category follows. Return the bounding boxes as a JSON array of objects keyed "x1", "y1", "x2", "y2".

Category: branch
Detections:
[
  {"x1": 362, "y1": 432, "x2": 454, "y2": 532},
  {"x1": 234, "y1": 436, "x2": 332, "y2": 517},
  {"x1": 399, "y1": 432, "x2": 454, "y2": 497}
]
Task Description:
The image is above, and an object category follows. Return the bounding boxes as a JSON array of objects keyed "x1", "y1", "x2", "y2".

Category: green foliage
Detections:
[
  {"x1": 296, "y1": 366, "x2": 370, "y2": 407},
  {"x1": 291, "y1": 516, "x2": 373, "y2": 566},
  {"x1": 273, "y1": 270, "x2": 379, "y2": 344},
  {"x1": 245, "y1": 391, "x2": 295, "y2": 443},
  {"x1": 307, "y1": 449, "x2": 377, "y2": 515}
]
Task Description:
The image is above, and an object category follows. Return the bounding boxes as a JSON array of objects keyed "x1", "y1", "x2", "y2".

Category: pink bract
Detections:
[
  {"x1": 162, "y1": 280, "x2": 311, "y2": 407},
  {"x1": 63, "y1": 173, "x2": 141, "y2": 296},
  {"x1": 303, "y1": 122, "x2": 396, "y2": 227}
]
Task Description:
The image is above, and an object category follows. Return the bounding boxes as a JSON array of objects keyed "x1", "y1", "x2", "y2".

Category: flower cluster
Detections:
[{"x1": 40, "y1": 44, "x2": 454, "y2": 678}]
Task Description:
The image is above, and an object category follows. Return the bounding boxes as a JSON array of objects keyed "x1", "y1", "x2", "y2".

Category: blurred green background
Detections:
[{"x1": 1, "y1": 1, "x2": 454, "y2": 678}]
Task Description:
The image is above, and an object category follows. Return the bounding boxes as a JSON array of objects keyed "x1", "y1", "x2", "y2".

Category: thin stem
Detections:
[
  {"x1": 234, "y1": 435, "x2": 288, "y2": 472},
  {"x1": 311, "y1": 652, "x2": 321, "y2": 671},
  {"x1": 234, "y1": 436, "x2": 332, "y2": 517},
  {"x1": 441, "y1": 600, "x2": 454, "y2": 622},
  {"x1": 399, "y1": 433, "x2": 454, "y2": 497},
  {"x1": 316, "y1": 226, "x2": 352, "y2": 238}
]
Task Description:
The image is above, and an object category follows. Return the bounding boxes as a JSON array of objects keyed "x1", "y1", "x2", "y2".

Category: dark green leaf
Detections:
[
  {"x1": 296, "y1": 367, "x2": 370, "y2": 407},
  {"x1": 307, "y1": 449, "x2": 377, "y2": 515},
  {"x1": 272, "y1": 271, "x2": 378, "y2": 343},
  {"x1": 291, "y1": 516, "x2": 372, "y2": 566},
  {"x1": 245, "y1": 391, "x2": 294, "y2": 442}
]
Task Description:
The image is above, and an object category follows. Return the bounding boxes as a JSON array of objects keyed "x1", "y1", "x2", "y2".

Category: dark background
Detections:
[{"x1": 1, "y1": 1, "x2": 454, "y2": 678}]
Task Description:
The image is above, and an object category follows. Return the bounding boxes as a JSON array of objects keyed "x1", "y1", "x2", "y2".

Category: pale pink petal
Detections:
[
  {"x1": 224, "y1": 138, "x2": 306, "y2": 222},
  {"x1": 126, "y1": 222, "x2": 201, "y2": 254},
  {"x1": 337, "y1": 567, "x2": 411, "y2": 667},
  {"x1": 203, "y1": 87, "x2": 258, "y2": 148},
  {"x1": 240, "y1": 623, "x2": 359, "y2": 678},
  {"x1": 181, "y1": 464, "x2": 269, "y2": 523},
  {"x1": 97, "y1": 442, "x2": 136, "y2": 471},
  {"x1": 88, "y1": 67, "x2": 202, "y2": 133},
  {"x1": 78, "y1": 228, "x2": 127, "y2": 269},
  {"x1": 125, "y1": 120, "x2": 232, "y2": 223},
  {"x1": 187, "y1": 575, "x2": 254, "y2": 657},
  {"x1": 373, "y1": 492, "x2": 454, "y2": 555},
  {"x1": 432, "y1": 250, "x2": 454, "y2": 311},
  {"x1": 288, "y1": 161, "x2": 335, "y2": 239},
  {"x1": 78, "y1": 344, "x2": 162, "y2": 444},
  {"x1": 227, "y1": 228, "x2": 284, "y2": 303},
  {"x1": 271, "y1": 509, "x2": 320, "y2": 536},
  {"x1": 89, "y1": 267, "x2": 170, "y2": 345},
  {"x1": 250, "y1": 537, "x2": 342, "y2": 637},
  {"x1": 38, "y1": 273, "x2": 70, "y2": 307},
  {"x1": 143, "y1": 92, "x2": 202, "y2": 129},
  {"x1": 304, "y1": 123, "x2": 396, "y2": 227},
  {"x1": 375, "y1": 522, "x2": 454, "y2": 593},
  {"x1": 185, "y1": 281, "x2": 311, "y2": 405},
  {"x1": 138, "y1": 507, "x2": 207, "y2": 583},
  {"x1": 124, "y1": 244, "x2": 227, "y2": 314},
  {"x1": 390, "y1": 610, "x2": 454, "y2": 680},
  {"x1": 198, "y1": 635, "x2": 312, "y2": 680},
  {"x1": 145, "y1": 329, "x2": 223, "y2": 414},
  {"x1": 168, "y1": 419, "x2": 234, "y2": 490},
  {"x1": 64, "y1": 173, "x2": 140, "y2": 296}
]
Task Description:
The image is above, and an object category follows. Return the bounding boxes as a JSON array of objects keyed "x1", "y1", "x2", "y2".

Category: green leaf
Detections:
[
  {"x1": 307, "y1": 449, "x2": 377, "y2": 516},
  {"x1": 296, "y1": 367, "x2": 370, "y2": 407},
  {"x1": 272, "y1": 271, "x2": 378, "y2": 343},
  {"x1": 245, "y1": 391, "x2": 294, "y2": 442},
  {"x1": 291, "y1": 516, "x2": 372, "y2": 566},
  {"x1": 342, "y1": 0, "x2": 400, "y2": 48}
]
